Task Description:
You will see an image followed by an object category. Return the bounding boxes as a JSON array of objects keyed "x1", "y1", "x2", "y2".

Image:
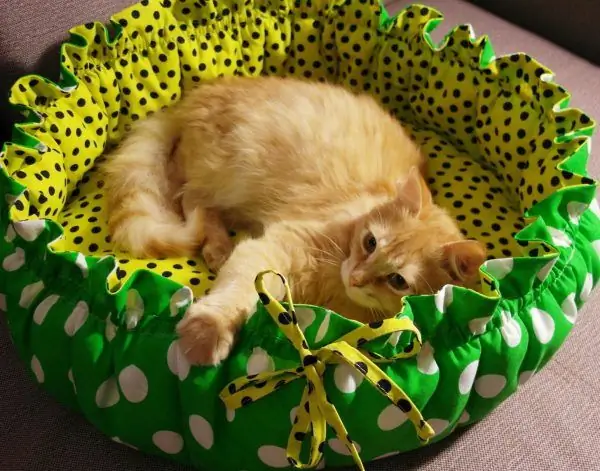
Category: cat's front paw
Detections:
[{"x1": 176, "y1": 300, "x2": 239, "y2": 366}]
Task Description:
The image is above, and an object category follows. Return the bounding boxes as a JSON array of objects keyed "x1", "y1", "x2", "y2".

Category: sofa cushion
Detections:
[{"x1": 469, "y1": 0, "x2": 600, "y2": 65}]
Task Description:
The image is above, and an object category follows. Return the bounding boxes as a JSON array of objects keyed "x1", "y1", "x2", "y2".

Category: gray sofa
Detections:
[{"x1": 1, "y1": 0, "x2": 599, "y2": 470}]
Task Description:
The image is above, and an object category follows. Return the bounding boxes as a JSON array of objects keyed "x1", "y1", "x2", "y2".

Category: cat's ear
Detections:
[
  {"x1": 396, "y1": 166, "x2": 432, "y2": 214},
  {"x1": 442, "y1": 240, "x2": 486, "y2": 282}
]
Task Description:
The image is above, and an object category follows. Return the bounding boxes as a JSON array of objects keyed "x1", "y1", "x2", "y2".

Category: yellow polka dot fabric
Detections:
[{"x1": 2, "y1": 0, "x2": 596, "y2": 296}]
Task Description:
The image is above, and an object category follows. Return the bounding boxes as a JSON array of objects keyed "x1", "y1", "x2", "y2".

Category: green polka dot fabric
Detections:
[{"x1": 1, "y1": 0, "x2": 599, "y2": 469}]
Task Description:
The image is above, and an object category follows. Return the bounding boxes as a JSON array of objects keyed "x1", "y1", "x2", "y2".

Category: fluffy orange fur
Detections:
[{"x1": 103, "y1": 76, "x2": 486, "y2": 365}]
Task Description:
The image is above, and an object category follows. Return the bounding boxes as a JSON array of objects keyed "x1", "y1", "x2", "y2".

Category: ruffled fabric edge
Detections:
[{"x1": 0, "y1": 0, "x2": 597, "y2": 375}]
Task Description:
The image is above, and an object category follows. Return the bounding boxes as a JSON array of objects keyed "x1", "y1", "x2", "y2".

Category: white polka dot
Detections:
[
  {"x1": 474, "y1": 374, "x2": 506, "y2": 398},
  {"x1": 386, "y1": 330, "x2": 402, "y2": 347},
  {"x1": 590, "y1": 198, "x2": 600, "y2": 218},
  {"x1": 295, "y1": 307, "x2": 316, "y2": 331},
  {"x1": 427, "y1": 418, "x2": 449, "y2": 437},
  {"x1": 377, "y1": 404, "x2": 407, "y2": 431},
  {"x1": 519, "y1": 370, "x2": 535, "y2": 385},
  {"x1": 316, "y1": 460, "x2": 326, "y2": 470},
  {"x1": 5, "y1": 192, "x2": 18, "y2": 206},
  {"x1": 247, "y1": 347, "x2": 275, "y2": 376},
  {"x1": 105, "y1": 316, "x2": 117, "y2": 342},
  {"x1": 19, "y1": 281, "x2": 44, "y2": 308},
  {"x1": 537, "y1": 259, "x2": 557, "y2": 282},
  {"x1": 170, "y1": 286, "x2": 193, "y2": 316},
  {"x1": 226, "y1": 408, "x2": 235, "y2": 422},
  {"x1": 333, "y1": 363, "x2": 364, "y2": 394},
  {"x1": 13, "y1": 219, "x2": 45, "y2": 241},
  {"x1": 4, "y1": 224, "x2": 15, "y2": 243},
  {"x1": 95, "y1": 378, "x2": 120, "y2": 408},
  {"x1": 593, "y1": 240, "x2": 600, "y2": 259},
  {"x1": 434, "y1": 285, "x2": 453, "y2": 313},
  {"x1": 189, "y1": 414, "x2": 214, "y2": 449},
  {"x1": 500, "y1": 311, "x2": 522, "y2": 348},
  {"x1": 152, "y1": 431, "x2": 183, "y2": 454},
  {"x1": 561, "y1": 293, "x2": 577, "y2": 324},
  {"x1": 118, "y1": 365, "x2": 148, "y2": 403},
  {"x1": 33, "y1": 294, "x2": 59, "y2": 325},
  {"x1": 0, "y1": 293, "x2": 6, "y2": 311},
  {"x1": 547, "y1": 227, "x2": 571, "y2": 247},
  {"x1": 530, "y1": 307, "x2": 555, "y2": 344},
  {"x1": 314, "y1": 311, "x2": 331, "y2": 343},
  {"x1": 468, "y1": 316, "x2": 492, "y2": 335},
  {"x1": 289, "y1": 407, "x2": 298, "y2": 425},
  {"x1": 111, "y1": 437, "x2": 138, "y2": 450},
  {"x1": 328, "y1": 438, "x2": 361, "y2": 455},
  {"x1": 484, "y1": 258, "x2": 514, "y2": 280},
  {"x1": 75, "y1": 253, "x2": 88, "y2": 278},
  {"x1": 167, "y1": 340, "x2": 190, "y2": 381},
  {"x1": 64, "y1": 301, "x2": 89, "y2": 337},
  {"x1": 3, "y1": 247, "x2": 25, "y2": 271},
  {"x1": 458, "y1": 410, "x2": 470, "y2": 424},
  {"x1": 458, "y1": 360, "x2": 479, "y2": 395},
  {"x1": 67, "y1": 369, "x2": 76, "y2": 393},
  {"x1": 126, "y1": 289, "x2": 144, "y2": 329},
  {"x1": 567, "y1": 201, "x2": 588, "y2": 225},
  {"x1": 580, "y1": 273, "x2": 593, "y2": 302},
  {"x1": 31, "y1": 355, "x2": 44, "y2": 383},
  {"x1": 416, "y1": 341, "x2": 438, "y2": 375},
  {"x1": 257, "y1": 445, "x2": 289, "y2": 468},
  {"x1": 374, "y1": 452, "x2": 399, "y2": 460}
]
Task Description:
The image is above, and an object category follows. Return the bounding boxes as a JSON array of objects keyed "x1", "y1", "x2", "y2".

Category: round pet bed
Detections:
[{"x1": 1, "y1": 0, "x2": 599, "y2": 470}]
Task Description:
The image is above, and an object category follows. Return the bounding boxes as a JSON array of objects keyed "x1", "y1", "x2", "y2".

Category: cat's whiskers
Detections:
[
  {"x1": 375, "y1": 207, "x2": 385, "y2": 226},
  {"x1": 313, "y1": 257, "x2": 340, "y2": 268},
  {"x1": 368, "y1": 306, "x2": 386, "y2": 322},
  {"x1": 314, "y1": 231, "x2": 345, "y2": 258},
  {"x1": 415, "y1": 272, "x2": 434, "y2": 294},
  {"x1": 311, "y1": 247, "x2": 341, "y2": 260}
]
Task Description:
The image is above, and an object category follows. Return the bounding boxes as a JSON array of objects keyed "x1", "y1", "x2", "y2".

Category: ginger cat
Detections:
[{"x1": 103, "y1": 76, "x2": 486, "y2": 366}]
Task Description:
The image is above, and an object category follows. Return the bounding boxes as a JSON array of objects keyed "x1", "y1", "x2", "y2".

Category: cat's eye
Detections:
[
  {"x1": 363, "y1": 232, "x2": 377, "y2": 254},
  {"x1": 387, "y1": 273, "x2": 408, "y2": 291}
]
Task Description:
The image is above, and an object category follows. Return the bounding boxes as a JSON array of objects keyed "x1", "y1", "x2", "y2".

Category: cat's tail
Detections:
[{"x1": 103, "y1": 112, "x2": 204, "y2": 258}]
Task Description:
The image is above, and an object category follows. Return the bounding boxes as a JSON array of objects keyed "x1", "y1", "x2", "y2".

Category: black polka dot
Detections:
[
  {"x1": 377, "y1": 379, "x2": 392, "y2": 394},
  {"x1": 397, "y1": 399, "x2": 412, "y2": 412},
  {"x1": 277, "y1": 311, "x2": 293, "y2": 325},
  {"x1": 241, "y1": 396, "x2": 253, "y2": 407},
  {"x1": 258, "y1": 292, "x2": 270, "y2": 305}
]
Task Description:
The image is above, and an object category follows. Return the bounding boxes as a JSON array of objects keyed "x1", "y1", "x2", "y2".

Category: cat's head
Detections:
[{"x1": 341, "y1": 168, "x2": 486, "y2": 316}]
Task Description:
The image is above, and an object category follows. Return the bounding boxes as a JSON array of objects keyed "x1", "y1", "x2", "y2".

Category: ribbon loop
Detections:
[{"x1": 219, "y1": 270, "x2": 435, "y2": 470}]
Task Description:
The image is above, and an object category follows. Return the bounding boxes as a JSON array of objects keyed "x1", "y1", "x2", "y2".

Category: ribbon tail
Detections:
[
  {"x1": 286, "y1": 387, "x2": 326, "y2": 469},
  {"x1": 316, "y1": 389, "x2": 365, "y2": 471},
  {"x1": 323, "y1": 342, "x2": 435, "y2": 443}
]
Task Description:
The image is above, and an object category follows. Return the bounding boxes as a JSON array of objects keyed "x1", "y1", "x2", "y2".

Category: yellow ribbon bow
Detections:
[{"x1": 219, "y1": 270, "x2": 435, "y2": 470}]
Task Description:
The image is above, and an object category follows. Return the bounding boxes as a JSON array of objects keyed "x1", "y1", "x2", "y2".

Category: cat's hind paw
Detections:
[{"x1": 176, "y1": 301, "x2": 237, "y2": 366}]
